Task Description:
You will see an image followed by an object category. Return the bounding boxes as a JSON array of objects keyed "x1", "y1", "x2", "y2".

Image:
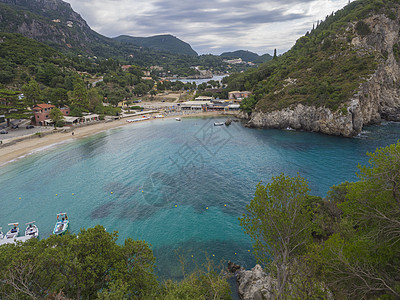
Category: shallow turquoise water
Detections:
[{"x1": 0, "y1": 118, "x2": 399, "y2": 278}]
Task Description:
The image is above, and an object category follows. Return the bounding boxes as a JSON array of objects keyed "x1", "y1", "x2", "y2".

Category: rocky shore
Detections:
[
  {"x1": 244, "y1": 14, "x2": 400, "y2": 137},
  {"x1": 228, "y1": 261, "x2": 274, "y2": 300}
]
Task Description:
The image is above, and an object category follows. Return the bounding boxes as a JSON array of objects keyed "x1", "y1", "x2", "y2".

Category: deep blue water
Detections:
[{"x1": 0, "y1": 118, "x2": 399, "y2": 279}]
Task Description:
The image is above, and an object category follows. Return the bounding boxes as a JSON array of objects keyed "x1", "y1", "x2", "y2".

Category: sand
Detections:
[{"x1": 0, "y1": 111, "x2": 234, "y2": 167}]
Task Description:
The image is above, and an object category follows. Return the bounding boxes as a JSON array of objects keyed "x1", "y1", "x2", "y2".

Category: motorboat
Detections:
[
  {"x1": 0, "y1": 227, "x2": 3, "y2": 239},
  {"x1": 53, "y1": 213, "x2": 69, "y2": 235},
  {"x1": 176, "y1": 117, "x2": 181, "y2": 121},
  {"x1": 214, "y1": 122, "x2": 224, "y2": 126},
  {"x1": 25, "y1": 221, "x2": 39, "y2": 239},
  {"x1": 6, "y1": 223, "x2": 19, "y2": 239}
]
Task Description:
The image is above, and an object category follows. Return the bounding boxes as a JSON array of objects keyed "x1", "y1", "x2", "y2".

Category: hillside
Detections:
[
  {"x1": 0, "y1": 0, "x2": 119, "y2": 56},
  {"x1": 221, "y1": 50, "x2": 272, "y2": 63},
  {"x1": 228, "y1": 0, "x2": 400, "y2": 137},
  {"x1": 114, "y1": 34, "x2": 198, "y2": 57}
]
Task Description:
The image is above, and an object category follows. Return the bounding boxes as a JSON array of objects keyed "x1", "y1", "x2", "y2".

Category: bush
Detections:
[
  {"x1": 355, "y1": 21, "x2": 371, "y2": 36},
  {"x1": 55, "y1": 120, "x2": 64, "y2": 127}
]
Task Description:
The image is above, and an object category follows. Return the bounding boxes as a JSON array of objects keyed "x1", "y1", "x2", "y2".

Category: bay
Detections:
[{"x1": 0, "y1": 118, "x2": 399, "y2": 279}]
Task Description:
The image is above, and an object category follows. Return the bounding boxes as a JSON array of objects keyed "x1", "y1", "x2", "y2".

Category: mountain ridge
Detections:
[{"x1": 114, "y1": 34, "x2": 198, "y2": 57}]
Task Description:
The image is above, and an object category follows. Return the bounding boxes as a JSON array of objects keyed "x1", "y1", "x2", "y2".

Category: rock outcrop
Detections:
[
  {"x1": 229, "y1": 262, "x2": 275, "y2": 300},
  {"x1": 247, "y1": 13, "x2": 400, "y2": 137}
]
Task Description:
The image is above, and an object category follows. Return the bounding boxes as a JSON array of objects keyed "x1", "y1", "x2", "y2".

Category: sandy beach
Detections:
[{"x1": 0, "y1": 111, "x2": 235, "y2": 166}]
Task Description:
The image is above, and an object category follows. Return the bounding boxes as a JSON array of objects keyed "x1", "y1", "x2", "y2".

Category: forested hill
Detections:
[
  {"x1": 220, "y1": 50, "x2": 273, "y2": 63},
  {"x1": 228, "y1": 0, "x2": 400, "y2": 137},
  {"x1": 0, "y1": 0, "x2": 197, "y2": 62},
  {"x1": 114, "y1": 34, "x2": 198, "y2": 57},
  {"x1": 0, "y1": 0, "x2": 118, "y2": 56}
]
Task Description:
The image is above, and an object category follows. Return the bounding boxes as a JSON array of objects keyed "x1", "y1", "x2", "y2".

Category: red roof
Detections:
[{"x1": 33, "y1": 104, "x2": 55, "y2": 110}]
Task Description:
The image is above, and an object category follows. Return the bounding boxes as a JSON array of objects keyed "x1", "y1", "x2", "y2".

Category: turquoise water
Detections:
[{"x1": 0, "y1": 118, "x2": 399, "y2": 278}]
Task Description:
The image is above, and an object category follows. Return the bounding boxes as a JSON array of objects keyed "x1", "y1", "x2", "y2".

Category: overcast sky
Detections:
[{"x1": 65, "y1": 0, "x2": 349, "y2": 55}]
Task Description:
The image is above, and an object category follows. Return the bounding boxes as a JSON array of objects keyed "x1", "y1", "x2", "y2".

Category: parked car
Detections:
[
  {"x1": 26, "y1": 125, "x2": 34, "y2": 129},
  {"x1": 0, "y1": 129, "x2": 8, "y2": 134},
  {"x1": 11, "y1": 124, "x2": 18, "y2": 129}
]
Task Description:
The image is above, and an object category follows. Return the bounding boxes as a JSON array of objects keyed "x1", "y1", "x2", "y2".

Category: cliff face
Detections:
[
  {"x1": 247, "y1": 13, "x2": 400, "y2": 137},
  {"x1": 0, "y1": 0, "x2": 112, "y2": 53}
]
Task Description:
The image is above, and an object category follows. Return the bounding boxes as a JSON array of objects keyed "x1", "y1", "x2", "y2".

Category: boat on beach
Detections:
[
  {"x1": 6, "y1": 223, "x2": 19, "y2": 239},
  {"x1": 25, "y1": 221, "x2": 39, "y2": 239},
  {"x1": 53, "y1": 213, "x2": 69, "y2": 235}
]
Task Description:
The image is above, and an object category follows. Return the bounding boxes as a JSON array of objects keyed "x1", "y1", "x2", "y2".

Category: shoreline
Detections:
[{"x1": 0, "y1": 111, "x2": 236, "y2": 167}]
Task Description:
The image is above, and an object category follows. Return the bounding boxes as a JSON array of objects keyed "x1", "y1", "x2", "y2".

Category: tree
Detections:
[
  {"x1": 320, "y1": 142, "x2": 400, "y2": 298},
  {"x1": 50, "y1": 107, "x2": 64, "y2": 128},
  {"x1": 22, "y1": 79, "x2": 41, "y2": 107},
  {"x1": 0, "y1": 89, "x2": 31, "y2": 126},
  {"x1": 69, "y1": 75, "x2": 88, "y2": 110},
  {"x1": 239, "y1": 174, "x2": 313, "y2": 298},
  {"x1": 88, "y1": 88, "x2": 102, "y2": 111},
  {"x1": 273, "y1": 48, "x2": 277, "y2": 59},
  {"x1": 44, "y1": 88, "x2": 69, "y2": 107}
]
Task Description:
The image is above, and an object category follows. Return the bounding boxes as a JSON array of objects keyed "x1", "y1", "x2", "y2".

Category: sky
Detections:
[{"x1": 65, "y1": 0, "x2": 349, "y2": 56}]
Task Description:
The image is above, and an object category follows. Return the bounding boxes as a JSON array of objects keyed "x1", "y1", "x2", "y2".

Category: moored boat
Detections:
[
  {"x1": 53, "y1": 213, "x2": 69, "y2": 235},
  {"x1": 25, "y1": 221, "x2": 39, "y2": 239},
  {"x1": 176, "y1": 117, "x2": 181, "y2": 121},
  {"x1": 214, "y1": 122, "x2": 224, "y2": 126},
  {"x1": 0, "y1": 227, "x2": 4, "y2": 239},
  {"x1": 6, "y1": 223, "x2": 19, "y2": 239}
]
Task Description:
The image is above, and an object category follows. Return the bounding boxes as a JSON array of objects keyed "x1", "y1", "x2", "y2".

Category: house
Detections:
[
  {"x1": 180, "y1": 101, "x2": 211, "y2": 111},
  {"x1": 33, "y1": 104, "x2": 55, "y2": 126},
  {"x1": 121, "y1": 65, "x2": 131, "y2": 72},
  {"x1": 80, "y1": 114, "x2": 99, "y2": 123},
  {"x1": 228, "y1": 91, "x2": 251, "y2": 102},
  {"x1": 33, "y1": 104, "x2": 70, "y2": 126},
  {"x1": 194, "y1": 96, "x2": 213, "y2": 101}
]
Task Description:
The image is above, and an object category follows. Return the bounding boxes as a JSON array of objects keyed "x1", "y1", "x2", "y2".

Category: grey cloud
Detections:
[{"x1": 66, "y1": 0, "x2": 347, "y2": 54}]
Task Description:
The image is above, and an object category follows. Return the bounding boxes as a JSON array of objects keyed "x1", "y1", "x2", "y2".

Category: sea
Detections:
[{"x1": 0, "y1": 117, "x2": 399, "y2": 279}]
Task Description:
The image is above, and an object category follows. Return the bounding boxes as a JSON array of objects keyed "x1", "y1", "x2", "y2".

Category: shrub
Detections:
[{"x1": 355, "y1": 21, "x2": 371, "y2": 36}]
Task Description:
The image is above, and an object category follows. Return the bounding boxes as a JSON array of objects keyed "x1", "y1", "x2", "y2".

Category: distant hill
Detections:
[
  {"x1": 221, "y1": 50, "x2": 272, "y2": 63},
  {"x1": 0, "y1": 0, "x2": 198, "y2": 60},
  {"x1": 114, "y1": 34, "x2": 198, "y2": 57}
]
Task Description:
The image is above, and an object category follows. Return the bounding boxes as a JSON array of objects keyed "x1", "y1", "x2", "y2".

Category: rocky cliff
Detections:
[
  {"x1": 0, "y1": 0, "x2": 116, "y2": 54},
  {"x1": 247, "y1": 13, "x2": 400, "y2": 137}
]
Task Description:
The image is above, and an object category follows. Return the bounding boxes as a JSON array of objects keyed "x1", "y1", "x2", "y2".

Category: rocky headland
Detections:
[{"x1": 243, "y1": 13, "x2": 400, "y2": 137}]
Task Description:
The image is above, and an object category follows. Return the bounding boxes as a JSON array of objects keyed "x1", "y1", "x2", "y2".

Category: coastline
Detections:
[{"x1": 0, "y1": 111, "x2": 235, "y2": 167}]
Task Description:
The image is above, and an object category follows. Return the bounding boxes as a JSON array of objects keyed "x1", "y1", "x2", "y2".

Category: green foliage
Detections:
[
  {"x1": 240, "y1": 174, "x2": 313, "y2": 298},
  {"x1": 312, "y1": 143, "x2": 400, "y2": 298},
  {"x1": 0, "y1": 226, "x2": 232, "y2": 299},
  {"x1": 0, "y1": 89, "x2": 30, "y2": 123},
  {"x1": 355, "y1": 20, "x2": 371, "y2": 36},
  {"x1": 224, "y1": 0, "x2": 395, "y2": 113},
  {"x1": 50, "y1": 107, "x2": 64, "y2": 128}
]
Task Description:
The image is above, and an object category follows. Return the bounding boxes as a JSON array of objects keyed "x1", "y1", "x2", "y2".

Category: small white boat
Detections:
[
  {"x1": 176, "y1": 117, "x2": 181, "y2": 121},
  {"x1": 6, "y1": 223, "x2": 19, "y2": 239},
  {"x1": 0, "y1": 227, "x2": 4, "y2": 239},
  {"x1": 214, "y1": 122, "x2": 224, "y2": 126},
  {"x1": 25, "y1": 221, "x2": 39, "y2": 239},
  {"x1": 155, "y1": 114, "x2": 164, "y2": 118},
  {"x1": 53, "y1": 213, "x2": 69, "y2": 235}
]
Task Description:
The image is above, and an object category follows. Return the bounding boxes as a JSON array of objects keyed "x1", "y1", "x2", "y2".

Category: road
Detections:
[{"x1": 0, "y1": 120, "x2": 54, "y2": 141}]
